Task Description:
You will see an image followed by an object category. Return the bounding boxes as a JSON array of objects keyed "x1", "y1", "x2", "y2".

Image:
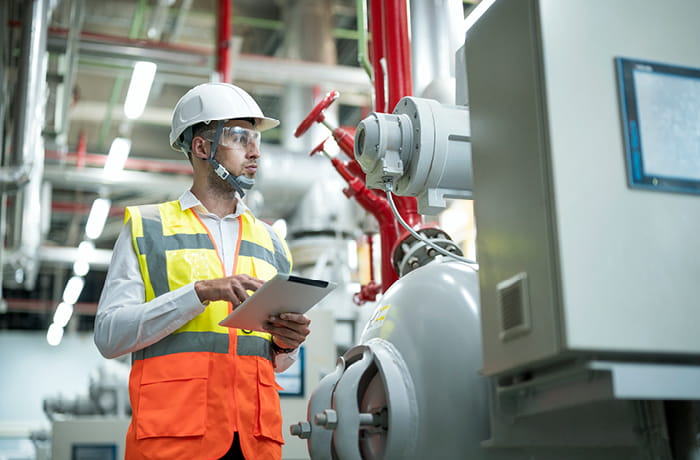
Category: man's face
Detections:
[{"x1": 210, "y1": 119, "x2": 261, "y2": 180}]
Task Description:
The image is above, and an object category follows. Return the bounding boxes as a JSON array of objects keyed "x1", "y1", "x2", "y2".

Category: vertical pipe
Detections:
[
  {"x1": 217, "y1": 0, "x2": 232, "y2": 83},
  {"x1": 356, "y1": 0, "x2": 372, "y2": 77},
  {"x1": 382, "y1": 0, "x2": 413, "y2": 110},
  {"x1": 97, "y1": 0, "x2": 148, "y2": 150},
  {"x1": 368, "y1": 0, "x2": 386, "y2": 113},
  {"x1": 76, "y1": 131, "x2": 87, "y2": 169},
  {"x1": 374, "y1": 0, "x2": 422, "y2": 230},
  {"x1": 410, "y1": 0, "x2": 462, "y2": 102},
  {"x1": 1, "y1": 0, "x2": 49, "y2": 187}
]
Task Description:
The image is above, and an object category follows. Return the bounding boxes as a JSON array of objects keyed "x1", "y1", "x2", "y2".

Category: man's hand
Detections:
[
  {"x1": 194, "y1": 274, "x2": 264, "y2": 307},
  {"x1": 264, "y1": 313, "x2": 311, "y2": 351}
]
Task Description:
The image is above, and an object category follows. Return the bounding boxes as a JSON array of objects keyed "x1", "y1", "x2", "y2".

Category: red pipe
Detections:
[
  {"x1": 369, "y1": 0, "x2": 423, "y2": 248},
  {"x1": 368, "y1": 0, "x2": 387, "y2": 112},
  {"x1": 76, "y1": 131, "x2": 87, "y2": 169},
  {"x1": 331, "y1": 157, "x2": 399, "y2": 290},
  {"x1": 382, "y1": 0, "x2": 413, "y2": 110},
  {"x1": 309, "y1": 138, "x2": 399, "y2": 291},
  {"x1": 45, "y1": 149, "x2": 193, "y2": 175},
  {"x1": 217, "y1": 0, "x2": 232, "y2": 83}
]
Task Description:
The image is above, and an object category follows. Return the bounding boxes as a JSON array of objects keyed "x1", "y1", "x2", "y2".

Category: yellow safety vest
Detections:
[{"x1": 123, "y1": 200, "x2": 292, "y2": 460}]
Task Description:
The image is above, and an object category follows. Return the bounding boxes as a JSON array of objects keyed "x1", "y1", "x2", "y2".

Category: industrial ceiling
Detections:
[{"x1": 1, "y1": 0, "x2": 472, "y2": 331}]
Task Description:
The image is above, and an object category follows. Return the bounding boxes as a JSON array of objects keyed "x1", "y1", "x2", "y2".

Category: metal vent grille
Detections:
[{"x1": 497, "y1": 273, "x2": 531, "y2": 341}]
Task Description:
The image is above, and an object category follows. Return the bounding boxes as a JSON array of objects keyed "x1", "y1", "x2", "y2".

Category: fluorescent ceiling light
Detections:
[
  {"x1": 85, "y1": 198, "x2": 111, "y2": 240},
  {"x1": 104, "y1": 137, "x2": 131, "y2": 174},
  {"x1": 463, "y1": 0, "x2": 497, "y2": 36},
  {"x1": 53, "y1": 302, "x2": 74, "y2": 328},
  {"x1": 47, "y1": 323, "x2": 64, "y2": 346},
  {"x1": 73, "y1": 259, "x2": 90, "y2": 277},
  {"x1": 124, "y1": 61, "x2": 157, "y2": 120},
  {"x1": 62, "y1": 276, "x2": 85, "y2": 305},
  {"x1": 73, "y1": 240, "x2": 95, "y2": 276}
]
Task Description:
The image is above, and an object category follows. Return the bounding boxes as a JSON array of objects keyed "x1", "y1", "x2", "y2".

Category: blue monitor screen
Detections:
[
  {"x1": 616, "y1": 57, "x2": 700, "y2": 194},
  {"x1": 72, "y1": 444, "x2": 117, "y2": 460}
]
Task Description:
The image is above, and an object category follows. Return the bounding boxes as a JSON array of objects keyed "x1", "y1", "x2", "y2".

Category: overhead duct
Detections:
[
  {"x1": 1, "y1": 0, "x2": 50, "y2": 189},
  {"x1": 1, "y1": 0, "x2": 52, "y2": 292},
  {"x1": 44, "y1": 0, "x2": 85, "y2": 150},
  {"x1": 410, "y1": 0, "x2": 464, "y2": 103}
]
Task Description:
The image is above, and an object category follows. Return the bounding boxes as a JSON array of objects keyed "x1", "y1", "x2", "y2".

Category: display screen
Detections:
[
  {"x1": 616, "y1": 57, "x2": 700, "y2": 194},
  {"x1": 72, "y1": 444, "x2": 117, "y2": 460}
]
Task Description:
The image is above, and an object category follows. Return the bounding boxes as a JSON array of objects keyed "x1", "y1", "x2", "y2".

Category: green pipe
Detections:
[
  {"x1": 97, "y1": 0, "x2": 147, "y2": 150},
  {"x1": 356, "y1": 0, "x2": 372, "y2": 77},
  {"x1": 232, "y1": 15, "x2": 358, "y2": 40}
]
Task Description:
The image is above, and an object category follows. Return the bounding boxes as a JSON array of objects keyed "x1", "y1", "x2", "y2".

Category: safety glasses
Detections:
[{"x1": 201, "y1": 126, "x2": 261, "y2": 151}]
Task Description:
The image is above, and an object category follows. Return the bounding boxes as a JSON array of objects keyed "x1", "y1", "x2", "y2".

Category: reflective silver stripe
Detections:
[
  {"x1": 237, "y1": 334, "x2": 273, "y2": 361},
  {"x1": 135, "y1": 205, "x2": 215, "y2": 297},
  {"x1": 133, "y1": 331, "x2": 229, "y2": 360},
  {"x1": 238, "y1": 227, "x2": 291, "y2": 274},
  {"x1": 133, "y1": 331, "x2": 273, "y2": 361},
  {"x1": 265, "y1": 225, "x2": 292, "y2": 274}
]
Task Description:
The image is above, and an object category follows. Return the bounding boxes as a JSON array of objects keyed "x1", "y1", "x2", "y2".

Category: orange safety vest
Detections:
[{"x1": 123, "y1": 200, "x2": 292, "y2": 460}]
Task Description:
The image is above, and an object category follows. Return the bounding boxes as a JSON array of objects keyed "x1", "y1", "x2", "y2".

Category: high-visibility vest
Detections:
[{"x1": 122, "y1": 200, "x2": 292, "y2": 460}]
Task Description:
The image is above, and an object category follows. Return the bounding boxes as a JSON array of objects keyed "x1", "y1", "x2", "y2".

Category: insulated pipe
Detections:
[
  {"x1": 1, "y1": 0, "x2": 50, "y2": 291},
  {"x1": 216, "y1": 0, "x2": 232, "y2": 83},
  {"x1": 1, "y1": 0, "x2": 49, "y2": 190},
  {"x1": 410, "y1": 0, "x2": 463, "y2": 102}
]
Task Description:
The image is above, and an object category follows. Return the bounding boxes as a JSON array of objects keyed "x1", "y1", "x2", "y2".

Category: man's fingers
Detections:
[{"x1": 273, "y1": 312, "x2": 311, "y2": 325}]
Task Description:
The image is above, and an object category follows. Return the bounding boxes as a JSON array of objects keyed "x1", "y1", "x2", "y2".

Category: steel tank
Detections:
[{"x1": 292, "y1": 257, "x2": 497, "y2": 459}]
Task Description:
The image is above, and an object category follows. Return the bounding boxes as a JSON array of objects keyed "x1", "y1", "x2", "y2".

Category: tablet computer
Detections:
[{"x1": 219, "y1": 274, "x2": 337, "y2": 332}]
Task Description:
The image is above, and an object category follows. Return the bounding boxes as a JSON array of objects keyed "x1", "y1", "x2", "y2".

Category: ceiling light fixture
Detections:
[
  {"x1": 62, "y1": 276, "x2": 85, "y2": 305},
  {"x1": 104, "y1": 137, "x2": 131, "y2": 174},
  {"x1": 47, "y1": 323, "x2": 64, "y2": 346},
  {"x1": 85, "y1": 198, "x2": 111, "y2": 240},
  {"x1": 124, "y1": 61, "x2": 157, "y2": 120},
  {"x1": 53, "y1": 302, "x2": 74, "y2": 328}
]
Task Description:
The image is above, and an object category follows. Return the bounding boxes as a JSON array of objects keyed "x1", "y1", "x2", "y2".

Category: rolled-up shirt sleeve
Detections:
[{"x1": 94, "y1": 222, "x2": 207, "y2": 359}]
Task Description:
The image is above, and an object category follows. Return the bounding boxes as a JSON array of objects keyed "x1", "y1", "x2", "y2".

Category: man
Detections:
[{"x1": 94, "y1": 82, "x2": 311, "y2": 460}]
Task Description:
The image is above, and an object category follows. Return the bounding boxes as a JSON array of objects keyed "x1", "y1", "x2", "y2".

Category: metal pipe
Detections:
[
  {"x1": 1, "y1": 0, "x2": 51, "y2": 291},
  {"x1": 96, "y1": 0, "x2": 148, "y2": 149},
  {"x1": 1, "y1": 0, "x2": 50, "y2": 190},
  {"x1": 53, "y1": 0, "x2": 84, "y2": 148},
  {"x1": 216, "y1": 0, "x2": 232, "y2": 83},
  {"x1": 410, "y1": 0, "x2": 463, "y2": 102},
  {"x1": 356, "y1": 0, "x2": 372, "y2": 77}
]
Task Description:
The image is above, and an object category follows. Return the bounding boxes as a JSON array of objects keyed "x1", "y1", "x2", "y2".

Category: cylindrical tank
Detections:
[{"x1": 292, "y1": 257, "x2": 501, "y2": 459}]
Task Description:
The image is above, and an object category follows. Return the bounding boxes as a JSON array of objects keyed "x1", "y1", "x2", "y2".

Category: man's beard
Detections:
[{"x1": 206, "y1": 167, "x2": 238, "y2": 199}]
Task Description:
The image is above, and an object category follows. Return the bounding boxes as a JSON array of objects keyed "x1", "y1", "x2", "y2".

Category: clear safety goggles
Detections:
[{"x1": 201, "y1": 126, "x2": 261, "y2": 151}]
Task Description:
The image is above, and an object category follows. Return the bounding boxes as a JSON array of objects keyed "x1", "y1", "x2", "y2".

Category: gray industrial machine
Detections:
[{"x1": 292, "y1": 0, "x2": 700, "y2": 459}]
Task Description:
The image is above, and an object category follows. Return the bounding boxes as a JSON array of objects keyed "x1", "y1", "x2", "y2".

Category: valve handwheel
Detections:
[{"x1": 294, "y1": 90, "x2": 340, "y2": 138}]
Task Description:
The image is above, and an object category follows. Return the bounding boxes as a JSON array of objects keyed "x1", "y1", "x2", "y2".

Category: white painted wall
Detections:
[{"x1": 0, "y1": 331, "x2": 109, "y2": 436}]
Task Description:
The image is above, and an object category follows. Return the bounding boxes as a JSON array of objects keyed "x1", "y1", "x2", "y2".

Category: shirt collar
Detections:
[{"x1": 178, "y1": 189, "x2": 251, "y2": 219}]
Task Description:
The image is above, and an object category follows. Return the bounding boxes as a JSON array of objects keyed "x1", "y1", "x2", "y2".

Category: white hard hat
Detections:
[{"x1": 169, "y1": 82, "x2": 279, "y2": 154}]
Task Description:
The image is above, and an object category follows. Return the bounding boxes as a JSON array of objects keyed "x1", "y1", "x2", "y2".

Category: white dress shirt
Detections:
[{"x1": 94, "y1": 190, "x2": 297, "y2": 371}]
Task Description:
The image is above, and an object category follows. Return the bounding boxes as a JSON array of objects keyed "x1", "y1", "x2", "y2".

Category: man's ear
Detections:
[{"x1": 191, "y1": 137, "x2": 209, "y2": 161}]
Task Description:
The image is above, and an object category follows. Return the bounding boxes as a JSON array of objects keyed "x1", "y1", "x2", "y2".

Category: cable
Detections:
[{"x1": 384, "y1": 182, "x2": 478, "y2": 268}]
